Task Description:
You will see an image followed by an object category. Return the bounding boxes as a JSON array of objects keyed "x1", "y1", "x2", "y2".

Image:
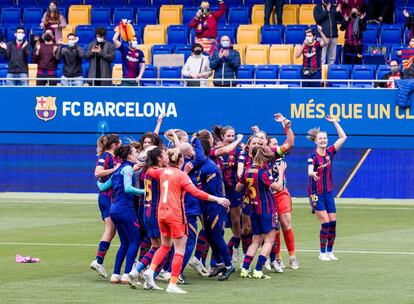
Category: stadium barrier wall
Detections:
[{"x1": 0, "y1": 87, "x2": 413, "y2": 198}]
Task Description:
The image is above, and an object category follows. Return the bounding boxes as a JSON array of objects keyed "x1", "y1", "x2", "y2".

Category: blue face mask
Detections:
[{"x1": 221, "y1": 41, "x2": 230, "y2": 48}]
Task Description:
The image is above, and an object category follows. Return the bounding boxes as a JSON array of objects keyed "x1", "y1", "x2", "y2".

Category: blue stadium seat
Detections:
[
  {"x1": 159, "y1": 66, "x2": 182, "y2": 86},
  {"x1": 38, "y1": 0, "x2": 61, "y2": 6},
  {"x1": 114, "y1": 49, "x2": 122, "y2": 64},
  {"x1": 352, "y1": 64, "x2": 376, "y2": 87},
  {"x1": 237, "y1": 65, "x2": 255, "y2": 84},
  {"x1": 284, "y1": 25, "x2": 307, "y2": 45},
  {"x1": 261, "y1": 25, "x2": 283, "y2": 44},
  {"x1": 377, "y1": 64, "x2": 391, "y2": 80},
  {"x1": 183, "y1": 7, "x2": 198, "y2": 25},
  {"x1": 0, "y1": 25, "x2": 5, "y2": 43},
  {"x1": 130, "y1": 0, "x2": 150, "y2": 7},
  {"x1": 224, "y1": 0, "x2": 242, "y2": 7},
  {"x1": 218, "y1": 25, "x2": 236, "y2": 43},
  {"x1": 132, "y1": 25, "x2": 143, "y2": 43},
  {"x1": 244, "y1": 0, "x2": 262, "y2": 6},
  {"x1": 56, "y1": 63, "x2": 64, "y2": 78},
  {"x1": 168, "y1": 25, "x2": 188, "y2": 44},
  {"x1": 381, "y1": 25, "x2": 403, "y2": 44},
  {"x1": 6, "y1": 26, "x2": 23, "y2": 42},
  {"x1": 137, "y1": 7, "x2": 157, "y2": 25},
  {"x1": 76, "y1": 26, "x2": 96, "y2": 44},
  {"x1": 328, "y1": 64, "x2": 351, "y2": 87},
  {"x1": 91, "y1": 8, "x2": 111, "y2": 25},
  {"x1": 173, "y1": 0, "x2": 196, "y2": 6},
  {"x1": 23, "y1": 8, "x2": 43, "y2": 26},
  {"x1": 82, "y1": 63, "x2": 89, "y2": 78},
  {"x1": 255, "y1": 65, "x2": 278, "y2": 85},
  {"x1": 228, "y1": 7, "x2": 250, "y2": 26},
  {"x1": 141, "y1": 64, "x2": 157, "y2": 86},
  {"x1": 18, "y1": 0, "x2": 37, "y2": 7},
  {"x1": 0, "y1": 63, "x2": 9, "y2": 80},
  {"x1": 114, "y1": 8, "x2": 135, "y2": 24},
  {"x1": 290, "y1": 0, "x2": 313, "y2": 3},
  {"x1": 153, "y1": 0, "x2": 173, "y2": 6},
  {"x1": 30, "y1": 26, "x2": 44, "y2": 39},
  {"x1": 174, "y1": 44, "x2": 192, "y2": 61},
  {"x1": 389, "y1": 45, "x2": 405, "y2": 62},
  {"x1": 362, "y1": 53, "x2": 386, "y2": 66},
  {"x1": 395, "y1": 6, "x2": 414, "y2": 24},
  {"x1": 152, "y1": 44, "x2": 174, "y2": 62},
  {"x1": 105, "y1": 25, "x2": 116, "y2": 36},
  {"x1": 1, "y1": 8, "x2": 21, "y2": 25},
  {"x1": 59, "y1": 0, "x2": 82, "y2": 8},
  {"x1": 279, "y1": 65, "x2": 302, "y2": 87},
  {"x1": 104, "y1": 0, "x2": 126, "y2": 5},
  {"x1": 0, "y1": 0, "x2": 15, "y2": 7},
  {"x1": 362, "y1": 24, "x2": 379, "y2": 44}
]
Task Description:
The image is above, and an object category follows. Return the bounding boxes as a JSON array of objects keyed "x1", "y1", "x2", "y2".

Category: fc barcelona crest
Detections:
[{"x1": 35, "y1": 96, "x2": 57, "y2": 121}]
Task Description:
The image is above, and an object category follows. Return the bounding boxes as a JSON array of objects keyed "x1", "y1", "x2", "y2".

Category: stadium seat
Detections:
[
  {"x1": 279, "y1": 64, "x2": 302, "y2": 87},
  {"x1": 282, "y1": 4, "x2": 299, "y2": 25},
  {"x1": 381, "y1": 25, "x2": 403, "y2": 44},
  {"x1": 362, "y1": 53, "x2": 386, "y2": 66},
  {"x1": 224, "y1": 0, "x2": 242, "y2": 6},
  {"x1": 76, "y1": 26, "x2": 96, "y2": 44},
  {"x1": 232, "y1": 44, "x2": 246, "y2": 64},
  {"x1": 168, "y1": 25, "x2": 188, "y2": 44},
  {"x1": 174, "y1": 44, "x2": 192, "y2": 61},
  {"x1": 60, "y1": 0, "x2": 83, "y2": 7},
  {"x1": 174, "y1": 0, "x2": 196, "y2": 6},
  {"x1": 153, "y1": 0, "x2": 173, "y2": 6},
  {"x1": 152, "y1": 44, "x2": 174, "y2": 63},
  {"x1": 293, "y1": 45, "x2": 303, "y2": 64},
  {"x1": 137, "y1": 44, "x2": 152, "y2": 64},
  {"x1": 0, "y1": 63, "x2": 8, "y2": 80},
  {"x1": 299, "y1": 4, "x2": 316, "y2": 25},
  {"x1": 261, "y1": 25, "x2": 283, "y2": 44},
  {"x1": 113, "y1": 49, "x2": 122, "y2": 64},
  {"x1": 255, "y1": 64, "x2": 278, "y2": 85},
  {"x1": 23, "y1": 8, "x2": 43, "y2": 26},
  {"x1": 159, "y1": 66, "x2": 182, "y2": 86},
  {"x1": 228, "y1": 7, "x2": 250, "y2": 26},
  {"x1": 68, "y1": 6, "x2": 91, "y2": 26},
  {"x1": 159, "y1": 5, "x2": 182, "y2": 26},
  {"x1": 245, "y1": 44, "x2": 269, "y2": 65},
  {"x1": 141, "y1": 64, "x2": 157, "y2": 86},
  {"x1": 84, "y1": 0, "x2": 106, "y2": 5},
  {"x1": 6, "y1": 26, "x2": 23, "y2": 42},
  {"x1": 130, "y1": 0, "x2": 150, "y2": 7},
  {"x1": 237, "y1": 64, "x2": 255, "y2": 84},
  {"x1": 251, "y1": 4, "x2": 274, "y2": 25},
  {"x1": 245, "y1": 0, "x2": 264, "y2": 6},
  {"x1": 389, "y1": 45, "x2": 405, "y2": 62},
  {"x1": 395, "y1": 6, "x2": 414, "y2": 24},
  {"x1": 327, "y1": 64, "x2": 351, "y2": 87},
  {"x1": 132, "y1": 26, "x2": 144, "y2": 43},
  {"x1": 269, "y1": 45, "x2": 293, "y2": 65},
  {"x1": 1, "y1": 8, "x2": 21, "y2": 25},
  {"x1": 144, "y1": 25, "x2": 167, "y2": 45},
  {"x1": 363, "y1": 24, "x2": 379, "y2": 44},
  {"x1": 137, "y1": 8, "x2": 158, "y2": 25},
  {"x1": 218, "y1": 25, "x2": 237, "y2": 43},
  {"x1": 114, "y1": 8, "x2": 135, "y2": 24},
  {"x1": 284, "y1": 25, "x2": 307, "y2": 44},
  {"x1": 352, "y1": 64, "x2": 376, "y2": 87},
  {"x1": 61, "y1": 25, "x2": 75, "y2": 43},
  {"x1": 183, "y1": 7, "x2": 198, "y2": 24},
  {"x1": 91, "y1": 8, "x2": 111, "y2": 26},
  {"x1": 38, "y1": 0, "x2": 61, "y2": 5},
  {"x1": 290, "y1": 0, "x2": 313, "y2": 3},
  {"x1": 237, "y1": 24, "x2": 261, "y2": 44},
  {"x1": 17, "y1": 0, "x2": 37, "y2": 6},
  {"x1": 377, "y1": 64, "x2": 391, "y2": 80},
  {"x1": 28, "y1": 63, "x2": 37, "y2": 86}
]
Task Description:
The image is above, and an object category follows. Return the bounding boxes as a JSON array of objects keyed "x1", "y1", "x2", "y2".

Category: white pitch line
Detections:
[{"x1": 1, "y1": 242, "x2": 413, "y2": 255}]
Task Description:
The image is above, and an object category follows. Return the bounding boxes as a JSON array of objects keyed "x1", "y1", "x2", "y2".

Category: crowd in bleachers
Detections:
[{"x1": 0, "y1": 0, "x2": 412, "y2": 87}]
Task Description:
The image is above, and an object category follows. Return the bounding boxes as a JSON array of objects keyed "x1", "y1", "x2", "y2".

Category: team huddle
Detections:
[{"x1": 90, "y1": 112, "x2": 347, "y2": 294}]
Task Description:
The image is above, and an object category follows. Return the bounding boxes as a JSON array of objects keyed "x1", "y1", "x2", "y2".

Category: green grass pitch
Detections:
[{"x1": 0, "y1": 193, "x2": 413, "y2": 304}]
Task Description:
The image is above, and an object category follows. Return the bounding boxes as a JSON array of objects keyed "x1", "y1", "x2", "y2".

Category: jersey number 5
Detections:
[{"x1": 145, "y1": 179, "x2": 152, "y2": 202}]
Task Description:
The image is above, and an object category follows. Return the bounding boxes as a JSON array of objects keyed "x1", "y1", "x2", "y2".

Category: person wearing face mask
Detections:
[
  {"x1": 85, "y1": 27, "x2": 115, "y2": 86},
  {"x1": 182, "y1": 43, "x2": 212, "y2": 87},
  {"x1": 313, "y1": 0, "x2": 344, "y2": 65},
  {"x1": 32, "y1": 29, "x2": 59, "y2": 86},
  {"x1": 40, "y1": 1, "x2": 67, "y2": 43},
  {"x1": 210, "y1": 35, "x2": 240, "y2": 87},
  {"x1": 56, "y1": 33, "x2": 84, "y2": 86},
  {"x1": 340, "y1": 8, "x2": 366, "y2": 65},
  {"x1": 294, "y1": 26, "x2": 329, "y2": 87},
  {"x1": 0, "y1": 27, "x2": 30, "y2": 86},
  {"x1": 113, "y1": 30, "x2": 146, "y2": 86},
  {"x1": 189, "y1": 0, "x2": 226, "y2": 54},
  {"x1": 375, "y1": 61, "x2": 401, "y2": 88}
]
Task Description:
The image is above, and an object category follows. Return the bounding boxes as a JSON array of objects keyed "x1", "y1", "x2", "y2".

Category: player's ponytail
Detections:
[
  {"x1": 97, "y1": 134, "x2": 121, "y2": 156},
  {"x1": 116, "y1": 144, "x2": 132, "y2": 161},
  {"x1": 306, "y1": 127, "x2": 321, "y2": 142},
  {"x1": 212, "y1": 125, "x2": 223, "y2": 140},
  {"x1": 143, "y1": 146, "x2": 162, "y2": 172},
  {"x1": 167, "y1": 148, "x2": 183, "y2": 167},
  {"x1": 252, "y1": 145, "x2": 274, "y2": 167}
]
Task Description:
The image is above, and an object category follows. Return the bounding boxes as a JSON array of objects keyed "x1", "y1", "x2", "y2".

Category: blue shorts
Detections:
[
  {"x1": 250, "y1": 212, "x2": 277, "y2": 235},
  {"x1": 226, "y1": 187, "x2": 242, "y2": 208},
  {"x1": 241, "y1": 198, "x2": 251, "y2": 215},
  {"x1": 144, "y1": 216, "x2": 160, "y2": 239},
  {"x1": 310, "y1": 192, "x2": 336, "y2": 213},
  {"x1": 98, "y1": 193, "x2": 111, "y2": 220}
]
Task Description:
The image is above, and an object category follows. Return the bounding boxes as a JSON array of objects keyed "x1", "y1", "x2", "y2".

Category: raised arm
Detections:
[
  {"x1": 214, "y1": 134, "x2": 244, "y2": 157},
  {"x1": 317, "y1": 25, "x2": 329, "y2": 47},
  {"x1": 188, "y1": 137, "x2": 205, "y2": 171},
  {"x1": 326, "y1": 115, "x2": 347, "y2": 151},
  {"x1": 122, "y1": 166, "x2": 144, "y2": 195},
  {"x1": 273, "y1": 113, "x2": 295, "y2": 156},
  {"x1": 112, "y1": 30, "x2": 122, "y2": 49},
  {"x1": 153, "y1": 112, "x2": 165, "y2": 134}
]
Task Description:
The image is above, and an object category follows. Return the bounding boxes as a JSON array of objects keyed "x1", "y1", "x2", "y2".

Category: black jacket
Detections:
[
  {"x1": 1, "y1": 40, "x2": 30, "y2": 74},
  {"x1": 56, "y1": 44, "x2": 84, "y2": 78},
  {"x1": 314, "y1": 4, "x2": 344, "y2": 38}
]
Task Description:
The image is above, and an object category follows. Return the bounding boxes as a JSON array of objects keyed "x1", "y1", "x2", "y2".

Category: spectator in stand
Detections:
[
  {"x1": 397, "y1": 38, "x2": 414, "y2": 72},
  {"x1": 40, "y1": 1, "x2": 67, "y2": 43},
  {"x1": 340, "y1": 8, "x2": 366, "y2": 65},
  {"x1": 0, "y1": 27, "x2": 30, "y2": 86},
  {"x1": 210, "y1": 35, "x2": 240, "y2": 87},
  {"x1": 404, "y1": 9, "x2": 414, "y2": 40},
  {"x1": 367, "y1": 0, "x2": 393, "y2": 24},
  {"x1": 264, "y1": 0, "x2": 284, "y2": 25},
  {"x1": 294, "y1": 26, "x2": 329, "y2": 88},
  {"x1": 314, "y1": 0, "x2": 343, "y2": 65},
  {"x1": 375, "y1": 61, "x2": 401, "y2": 88},
  {"x1": 56, "y1": 33, "x2": 84, "y2": 86},
  {"x1": 32, "y1": 29, "x2": 59, "y2": 86},
  {"x1": 85, "y1": 27, "x2": 115, "y2": 86},
  {"x1": 182, "y1": 43, "x2": 212, "y2": 87},
  {"x1": 189, "y1": 0, "x2": 226, "y2": 54},
  {"x1": 337, "y1": 0, "x2": 365, "y2": 17},
  {"x1": 112, "y1": 31, "x2": 145, "y2": 86}
]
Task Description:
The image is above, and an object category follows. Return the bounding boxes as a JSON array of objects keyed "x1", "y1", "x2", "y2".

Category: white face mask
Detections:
[
  {"x1": 221, "y1": 41, "x2": 230, "y2": 48},
  {"x1": 16, "y1": 33, "x2": 25, "y2": 41},
  {"x1": 131, "y1": 41, "x2": 138, "y2": 49},
  {"x1": 306, "y1": 37, "x2": 314, "y2": 44},
  {"x1": 68, "y1": 40, "x2": 76, "y2": 47},
  {"x1": 96, "y1": 37, "x2": 104, "y2": 43}
]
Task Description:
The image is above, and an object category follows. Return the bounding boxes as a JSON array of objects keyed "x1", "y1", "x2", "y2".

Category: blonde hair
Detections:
[
  {"x1": 96, "y1": 134, "x2": 120, "y2": 156},
  {"x1": 200, "y1": 1, "x2": 210, "y2": 7},
  {"x1": 306, "y1": 127, "x2": 326, "y2": 142},
  {"x1": 167, "y1": 148, "x2": 183, "y2": 166},
  {"x1": 252, "y1": 145, "x2": 274, "y2": 166}
]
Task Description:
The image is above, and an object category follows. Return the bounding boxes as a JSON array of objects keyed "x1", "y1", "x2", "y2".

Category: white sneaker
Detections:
[
  {"x1": 143, "y1": 269, "x2": 163, "y2": 290},
  {"x1": 90, "y1": 260, "x2": 108, "y2": 278},
  {"x1": 289, "y1": 256, "x2": 299, "y2": 270},
  {"x1": 128, "y1": 269, "x2": 141, "y2": 288},
  {"x1": 166, "y1": 283, "x2": 187, "y2": 294},
  {"x1": 280, "y1": 259, "x2": 286, "y2": 269},
  {"x1": 156, "y1": 271, "x2": 171, "y2": 282},
  {"x1": 252, "y1": 269, "x2": 271, "y2": 279},
  {"x1": 264, "y1": 259, "x2": 272, "y2": 271},
  {"x1": 188, "y1": 256, "x2": 209, "y2": 276},
  {"x1": 232, "y1": 247, "x2": 240, "y2": 265},
  {"x1": 120, "y1": 273, "x2": 129, "y2": 284},
  {"x1": 319, "y1": 253, "x2": 331, "y2": 261},
  {"x1": 327, "y1": 252, "x2": 338, "y2": 261},
  {"x1": 271, "y1": 260, "x2": 284, "y2": 273},
  {"x1": 110, "y1": 274, "x2": 122, "y2": 284},
  {"x1": 143, "y1": 281, "x2": 163, "y2": 290}
]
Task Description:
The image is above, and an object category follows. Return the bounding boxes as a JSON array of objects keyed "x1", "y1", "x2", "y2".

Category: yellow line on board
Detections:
[{"x1": 337, "y1": 148, "x2": 372, "y2": 198}]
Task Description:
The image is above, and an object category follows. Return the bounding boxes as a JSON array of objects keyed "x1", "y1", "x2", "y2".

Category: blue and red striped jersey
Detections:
[
  {"x1": 302, "y1": 41, "x2": 322, "y2": 70},
  {"x1": 96, "y1": 151, "x2": 115, "y2": 196},
  {"x1": 221, "y1": 146, "x2": 244, "y2": 188},
  {"x1": 240, "y1": 165, "x2": 276, "y2": 215},
  {"x1": 144, "y1": 171, "x2": 160, "y2": 219},
  {"x1": 308, "y1": 145, "x2": 337, "y2": 195}
]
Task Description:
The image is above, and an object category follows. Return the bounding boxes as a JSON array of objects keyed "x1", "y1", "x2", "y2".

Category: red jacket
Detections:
[{"x1": 189, "y1": 2, "x2": 226, "y2": 39}]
